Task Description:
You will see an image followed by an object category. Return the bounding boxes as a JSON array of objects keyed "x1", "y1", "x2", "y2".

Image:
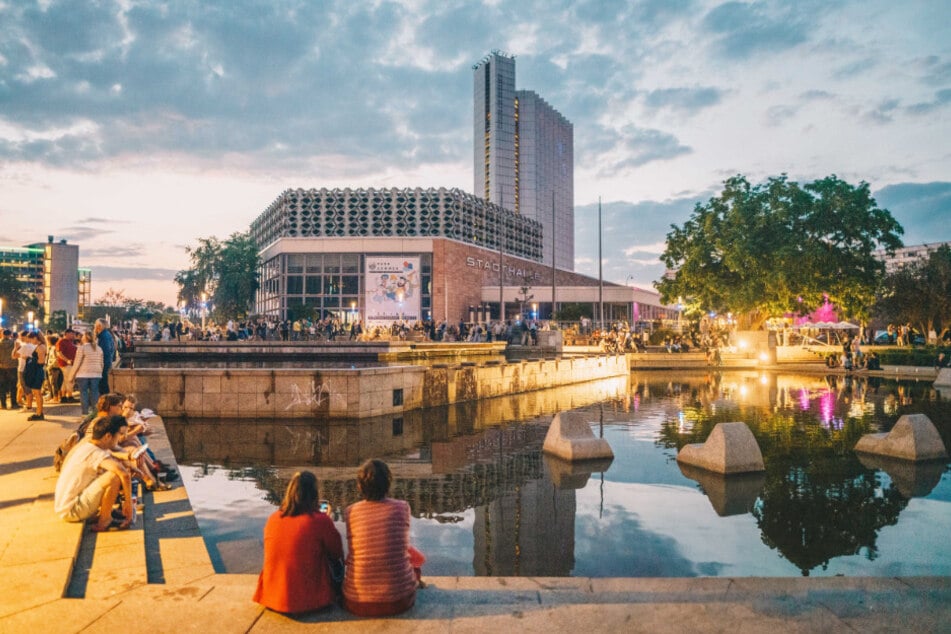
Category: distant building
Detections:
[
  {"x1": 249, "y1": 187, "x2": 672, "y2": 326},
  {"x1": 473, "y1": 51, "x2": 574, "y2": 270},
  {"x1": 247, "y1": 54, "x2": 673, "y2": 326},
  {"x1": 876, "y1": 242, "x2": 951, "y2": 273},
  {"x1": 0, "y1": 236, "x2": 88, "y2": 326}
]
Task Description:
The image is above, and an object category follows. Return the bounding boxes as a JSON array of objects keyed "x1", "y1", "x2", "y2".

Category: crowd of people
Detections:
[{"x1": 0, "y1": 317, "x2": 119, "y2": 419}]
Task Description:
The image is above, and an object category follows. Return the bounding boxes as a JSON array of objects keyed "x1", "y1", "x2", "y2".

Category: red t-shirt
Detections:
[
  {"x1": 56, "y1": 338, "x2": 77, "y2": 368},
  {"x1": 253, "y1": 510, "x2": 343, "y2": 614}
]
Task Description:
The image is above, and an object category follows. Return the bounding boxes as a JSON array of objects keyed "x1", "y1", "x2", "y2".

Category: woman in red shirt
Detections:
[
  {"x1": 342, "y1": 459, "x2": 425, "y2": 617},
  {"x1": 253, "y1": 471, "x2": 343, "y2": 614}
]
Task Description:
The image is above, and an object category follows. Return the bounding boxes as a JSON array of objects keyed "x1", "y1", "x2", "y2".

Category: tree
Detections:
[
  {"x1": 656, "y1": 175, "x2": 904, "y2": 328},
  {"x1": 0, "y1": 266, "x2": 29, "y2": 324},
  {"x1": 176, "y1": 232, "x2": 261, "y2": 319},
  {"x1": 875, "y1": 245, "x2": 951, "y2": 337},
  {"x1": 96, "y1": 288, "x2": 128, "y2": 307}
]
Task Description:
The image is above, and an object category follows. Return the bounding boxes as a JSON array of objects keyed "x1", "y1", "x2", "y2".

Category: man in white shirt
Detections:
[{"x1": 54, "y1": 415, "x2": 134, "y2": 532}]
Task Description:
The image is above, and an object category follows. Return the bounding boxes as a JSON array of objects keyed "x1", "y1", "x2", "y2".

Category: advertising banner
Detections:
[{"x1": 365, "y1": 256, "x2": 421, "y2": 327}]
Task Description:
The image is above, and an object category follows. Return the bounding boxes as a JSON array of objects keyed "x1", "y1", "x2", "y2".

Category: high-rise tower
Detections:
[{"x1": 473, "y1": 51, "x2": 574, "y2": 270}]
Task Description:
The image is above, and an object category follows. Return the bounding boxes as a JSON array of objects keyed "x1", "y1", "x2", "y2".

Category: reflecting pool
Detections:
[{"x1": 166, "y1": 371, "x2": 951, "y2": 577}]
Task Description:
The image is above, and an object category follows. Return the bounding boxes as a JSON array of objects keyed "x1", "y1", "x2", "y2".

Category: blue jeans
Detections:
[{"x1": 77, "y1": 377, "x2": 99, "y2": 415}]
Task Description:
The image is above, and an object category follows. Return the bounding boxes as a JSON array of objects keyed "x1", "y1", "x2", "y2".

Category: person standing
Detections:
[
  {"x1": 73, "y1": 331, "x2": 104, "y2": 415},
  {"x1": 94, "y1": 318, "x2": 116, "y2": 395},
  {"x1": 253, "y1": 471, "x2": 343, "y2": 614},
  {"x1": 20, "y1": 331, "x2": 47, "y2": 420},
  {"x1": 55, "y1": 328, "x2": 78, "y2": 402},
  {"x1": 0, "y1": 330, "x2": 17, "y2": 409}
]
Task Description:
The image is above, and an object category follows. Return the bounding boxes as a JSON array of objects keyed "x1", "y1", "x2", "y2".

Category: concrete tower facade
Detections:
[{"x1": 473, "y1": 51, "x2": 574, "y2": 270}]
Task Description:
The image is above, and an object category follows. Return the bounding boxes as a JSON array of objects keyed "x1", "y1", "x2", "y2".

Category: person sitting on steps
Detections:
[{"x1": 54, "y1": 415, "x2": 135, "y2": 532}]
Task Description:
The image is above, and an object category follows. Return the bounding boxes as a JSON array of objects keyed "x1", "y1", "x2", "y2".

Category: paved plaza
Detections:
[{"x1": 1, "y1": 400, "x2": 950, "y2": 633}]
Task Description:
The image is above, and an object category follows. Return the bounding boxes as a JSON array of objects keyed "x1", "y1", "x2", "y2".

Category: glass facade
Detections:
[{"x1": 258, "y1": 252, "x2": 432, "y2": 321}]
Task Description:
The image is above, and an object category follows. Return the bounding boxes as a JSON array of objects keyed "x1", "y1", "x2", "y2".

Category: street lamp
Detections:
[
  {"x1": 27, "y1": 310, "x2": 34, "y2": 331},
  {"x1": 350, "y1": 300, "x2": 356, "y2": 323},
  {"x1": 532, "y1": 302, "x2": 538, "y2": 320},
  {"x1": 201, "y1": 293, "x2": 207, "y2": 331},
  {"x1": 0, "y1": 298, "x2": 3, "y2": 326}
]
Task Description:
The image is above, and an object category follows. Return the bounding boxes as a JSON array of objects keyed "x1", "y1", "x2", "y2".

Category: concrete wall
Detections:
[{"x1": 113, "y1": 354, "x2": 628, "y2": 420}]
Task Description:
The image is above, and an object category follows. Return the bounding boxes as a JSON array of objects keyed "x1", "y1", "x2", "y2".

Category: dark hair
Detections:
[
  {"x1": 91, "y1": 414, "x2": 127, "y2": 440},
  {"x1": 357, "y1": 459, "x2": 391, "y2": 501},
  {"x1": 279, "y1": 471, "x2": 319, "y2": 517},
  {"x1": 97, "y1": 393, "x2": 125, "y2": 412}
]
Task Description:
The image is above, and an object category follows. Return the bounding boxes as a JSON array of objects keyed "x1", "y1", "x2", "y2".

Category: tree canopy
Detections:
[
  {"x1": 0, "y1": 266, "x2": 30, "y2": 325},
  {"x1": 875, "y1": 245, "x2": 951, "y2": 336},
  {"x1": 176, "y1": 231, "x2": 261, "y2": 319},
  {"x1": 656, "y1": 175, "x2": 904, "y2": 328}
]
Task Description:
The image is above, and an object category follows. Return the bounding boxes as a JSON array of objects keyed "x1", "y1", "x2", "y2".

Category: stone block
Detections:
[
  {"x1": 676, "y1": 422, "x2": 765, "y2": 474},
  {"x1": 935, "y1": 367, "x2": 951, "y2": 387},
  {"x1": 854, "y1": 413, "x2": 948, "y2": 462},
  {"x1": 542, "y1": 411, "x2": 614, "y2": 461}
]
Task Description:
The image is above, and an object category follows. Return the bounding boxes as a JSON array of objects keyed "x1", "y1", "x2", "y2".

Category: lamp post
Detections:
[
  {"x1": 201, "y1": 293, "x2": 207, "y2": 331},
  {"x1": 0, "y1": 298, "x2": 3, "y2": 326},
  {"x1": 350, "y1": 300, "x2": 356, "y2": 324},
  {"x1": 27, "y1": 310, "x2": 34, "y2": 331}
]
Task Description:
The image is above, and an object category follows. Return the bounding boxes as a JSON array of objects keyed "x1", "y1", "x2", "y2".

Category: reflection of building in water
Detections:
[{"x1": 474, "y1": 459, "x2": 576, "y2": 576}]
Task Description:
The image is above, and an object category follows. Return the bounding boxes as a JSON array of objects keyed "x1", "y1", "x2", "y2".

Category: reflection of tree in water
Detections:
[
  {"x1": 654, "y1": 386, "x2": 912, "y2": 576},
  {"x1": 753, "y1": 447, "x2": 907, "y2": 575}
]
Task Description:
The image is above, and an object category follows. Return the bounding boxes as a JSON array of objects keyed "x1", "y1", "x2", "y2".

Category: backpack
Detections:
[{"x1": 53, "y1": 432, "x2": 80, "y2": 472}]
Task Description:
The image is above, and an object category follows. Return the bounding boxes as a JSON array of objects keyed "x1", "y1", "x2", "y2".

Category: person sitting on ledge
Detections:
[
  {"x1": 342, "y1": 459, "x2": 425, "y2": 617},
  {"x1": 254, "y1": 471, "x2": 343, "y2": 615},
  {"x1": 54, "y1": 414, "x2": 134, "y2": 532}
]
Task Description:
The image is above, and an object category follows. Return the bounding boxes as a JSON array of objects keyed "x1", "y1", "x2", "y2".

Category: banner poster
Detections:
[{"x1": 365, "y1": 256, "x2": 421, "y2": 327}]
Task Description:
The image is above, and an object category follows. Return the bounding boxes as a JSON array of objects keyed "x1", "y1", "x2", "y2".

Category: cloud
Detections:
[
  {"x1": 594, "y1": 126, "x2": 691, "y2": 176},
  {"x1": 643, "y1": 86, "x2": 724, "y2": 114},
  {"x1": 573, "y1": 193, "x2": 714, "y2": 285},
  {"x1": 873, "y1": 181, "x2": 951, "y2": 245},
  {"x1": 906, "y1": 88, "x2": 951, "y2": 116},
  {"x1": 832, "y1": 56, "x2": 879, "y2": 80},
  {"x1": 87, "y1": 265, "x2": 179, "y2": 282},
  {"x1": 702, "y1": 1, "x2": 815, "y2": 59}
]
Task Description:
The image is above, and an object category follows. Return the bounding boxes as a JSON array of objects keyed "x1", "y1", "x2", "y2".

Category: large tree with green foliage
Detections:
[
  {"x1": 656, "y1": 175, "x2": 904, "y2": 328},
  {"x1": 176, "y1": 231, "x2": 261, "y2": 319},
  {"x1": 875, "y1": 245, "x2": 951, "y2": 337}
]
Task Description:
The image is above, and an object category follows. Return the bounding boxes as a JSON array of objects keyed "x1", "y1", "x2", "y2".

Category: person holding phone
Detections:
[{"x1": 254, "y1": 471, "x2": 343, "y2": 614}]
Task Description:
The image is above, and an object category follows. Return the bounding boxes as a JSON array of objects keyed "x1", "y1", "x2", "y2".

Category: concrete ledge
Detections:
[
  {"x1": 854, "y1": 414, "x2": 949, "y2": 462},
  {"x1": 935, "y1": 367, "x2": 951, "y2": 387},
  {"x1": 543, "y1": 411, "x2": 614, "y2": 461},
  {"x1": 676, "y1": 422, "x2": 765, "y2": 474}
]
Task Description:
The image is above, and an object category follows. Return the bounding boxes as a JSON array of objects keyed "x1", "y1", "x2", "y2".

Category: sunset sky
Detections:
[{"x1": 2, "y1": 0, "x2": 949, "y2": 307}]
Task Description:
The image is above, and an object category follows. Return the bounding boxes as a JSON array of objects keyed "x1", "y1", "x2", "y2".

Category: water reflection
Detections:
[{"x1": 168, "y1": 371, "x2": 951, "y2": 577}]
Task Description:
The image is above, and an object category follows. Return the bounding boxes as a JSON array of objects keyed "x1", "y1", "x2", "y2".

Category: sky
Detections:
[{"x1": 1, "y1": 0, "x2": 949, "y2": 308}]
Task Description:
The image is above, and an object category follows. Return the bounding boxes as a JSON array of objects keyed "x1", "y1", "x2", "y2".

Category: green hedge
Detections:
[{"x1": 874, "y1": 346, "x2": 951, "y2": 366}]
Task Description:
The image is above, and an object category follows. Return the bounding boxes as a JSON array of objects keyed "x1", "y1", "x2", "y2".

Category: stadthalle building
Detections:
[{"x1": 250, "y1": 52, "x2": 672, "y2": 327}]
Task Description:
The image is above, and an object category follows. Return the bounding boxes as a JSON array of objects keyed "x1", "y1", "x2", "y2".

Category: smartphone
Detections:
[
  {"x1": 131, "y1": 444, "x2": 149, "y2": 459},
  {"x1": 319, "y1": 500, "x2": 330, "y2": 514}
]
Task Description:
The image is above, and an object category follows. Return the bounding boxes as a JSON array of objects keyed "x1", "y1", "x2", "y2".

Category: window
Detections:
[
  {"x1": 341, "y1": 275, "x2": 359, "y2": 295},
  {"x1": 287, "y1": 254, "x2": 304, "y2": 274},
  {"x1": 305, "y1": 276, "x2": 322, "y2": 294},
  {"x1": 287, "y1": 276, "x2": 303, "y2": 294}
]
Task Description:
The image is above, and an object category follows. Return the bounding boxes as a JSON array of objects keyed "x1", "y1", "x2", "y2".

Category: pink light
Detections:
[{"x1": 799, "y1": 388, "x2": 811, "y2": 411}]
